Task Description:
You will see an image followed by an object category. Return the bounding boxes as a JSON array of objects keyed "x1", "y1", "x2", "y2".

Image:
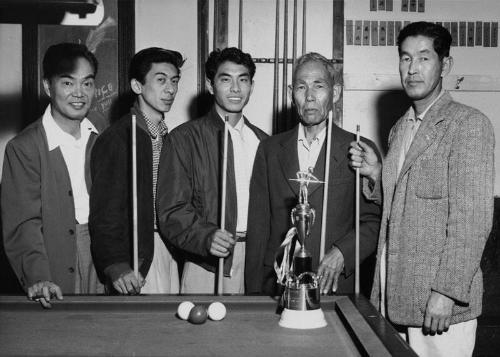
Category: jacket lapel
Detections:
[
  {"x1": 278, "y1": 127, "x2": 301, "y2": 197},
  {"x1": 397, "y1": 93, "x2": 451, "y2": 183}
]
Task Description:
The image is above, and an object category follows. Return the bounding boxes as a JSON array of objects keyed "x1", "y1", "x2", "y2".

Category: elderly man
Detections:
[
  {"x1": 350, "y1": 22, "x2": 494, "y2": 356},
  {"x1": 246, "y1": 52, "x2": 381, "y2": 296}
]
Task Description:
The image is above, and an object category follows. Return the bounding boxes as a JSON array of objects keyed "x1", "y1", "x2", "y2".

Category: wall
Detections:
[
  {"x1": 0, "y1": 24, "x2": 22, "y2": 179},
  {"x1": 135, "y1": 0, "x2": 337, "y2": 134},
  {"x1": 343, "y1": 0, "x2": 500, "y2": 194},
  {"x1": 136, "y1": 0, "x2": 500, "y2": 195}
]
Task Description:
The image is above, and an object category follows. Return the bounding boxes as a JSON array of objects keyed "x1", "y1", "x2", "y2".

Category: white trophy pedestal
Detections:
[{"x1": 279, "y1": 308, "x2": 328, "y2": 329}]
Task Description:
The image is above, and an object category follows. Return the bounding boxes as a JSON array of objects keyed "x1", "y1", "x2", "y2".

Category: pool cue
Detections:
[
  {"x1": 355, "y1": 125, "x2": 360, "y2": 295},
  {"x1": 131, "y1": 114, "x2": 139, "y2": 279},
  {"x1": 217, "y1": 115, "x2": 229, "y2": 295},
  {"x1": 319, "y1": 111, "x2": 333, "y2": 262}
]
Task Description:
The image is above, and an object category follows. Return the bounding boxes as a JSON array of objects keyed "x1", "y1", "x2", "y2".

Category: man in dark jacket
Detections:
[
  {"x1": 2, "y1": 43, "x2": 103, "y2": 308},
  {"x1": 90, "y1": 48, "x2": 184, "y2": 294},
  {"x1": 245, "y1": 53, "x2": 381, "y2": 296},
  {"x1": 157, "y1": 47, "x2": 268, "y2": 294}
]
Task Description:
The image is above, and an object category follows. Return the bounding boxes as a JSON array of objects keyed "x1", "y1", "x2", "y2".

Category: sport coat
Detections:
[
  {"x1": 370, "y1": 92, "x2": 495, "y2": 326},
  {"x1": 245, "y1": 123, "x2": 381, "y2": 295}
]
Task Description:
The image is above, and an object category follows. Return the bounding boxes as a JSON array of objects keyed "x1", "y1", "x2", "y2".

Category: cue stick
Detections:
[
  {"x1": 132, "y1": 114, "x2": 139, "y2": 279},
  {"x1": 319, "y1": 111, "x2": 333, "y2": 262},
  {"x1": 218, "y1": 115, "x2": 230, "y2": 295},
  {"x1": 272, "y1": 0, "x2": 280, "y2": 134},
  {"x1": 355, "y1": 125, "x2": 361, "y2": 295}
]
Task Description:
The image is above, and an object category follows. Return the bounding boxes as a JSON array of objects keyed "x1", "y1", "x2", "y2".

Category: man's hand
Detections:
[
  {"x1": 348, "y1": 141, "x2": 381, "y2": 184},
  {"x1": 423, "y1": 291, "x2": 455, "y2": 335},
  {"x1": 317, "y1": 246, "x2": 344, "y2": 295},
  {"x1": 112, "y1": 270, "x2": 145, "y2": 295},
  {"x1": 209, "y1": 229, "x2": 236, "y2": 257},
  {"x1": 27, "y1": 281, "x2": 63, "y2": 309}
]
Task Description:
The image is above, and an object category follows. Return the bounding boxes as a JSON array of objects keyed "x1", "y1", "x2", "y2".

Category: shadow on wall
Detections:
[
  {"x1": 373, "y1": 90, "x2": 412, "y2": 154},
  {"x1": 187, "y1": 91, "x2": 214, "y2": 121}
]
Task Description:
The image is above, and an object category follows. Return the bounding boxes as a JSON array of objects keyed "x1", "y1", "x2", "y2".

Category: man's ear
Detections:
[
  {"x1": 441, "y1": 56, "x2": 453, "y2": 78},
  {"x1": 42, "y1": 79, "x2": 51, "y2": 98},
  {"x1": 130, "y1": 78, "x2": 142, "y2": 95},
  {"x1": 332, "y1": 84, "x2": 342, "y2": 104},
  {"x1": 205, "y1": 78, "x2": 214, "y2": 95}
]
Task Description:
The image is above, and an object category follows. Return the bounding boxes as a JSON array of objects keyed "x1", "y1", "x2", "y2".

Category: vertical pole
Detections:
[
  {"x1": 272, "y1": 0, "x2": 280, "y2": 134},
  {"x1": 282, "y1": 0, "x2": 289, "y2": 130},
  {"x1": 238, "y1": 0, "x2": 243, "y2": 49},
  {"x1": 302, "y1": 0, "x2": 307, "y2": 55}
]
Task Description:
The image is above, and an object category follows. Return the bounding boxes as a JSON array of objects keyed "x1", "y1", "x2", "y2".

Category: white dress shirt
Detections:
[
  {"x1": 297, "y1": 122, "x2": 327, "y2": 173},
  {"x1": 225, "y1": 116, "x2": 260, "y2": 233},
  {"x1": 42, "y1": 105, "x2": 98, "y2": 224}
]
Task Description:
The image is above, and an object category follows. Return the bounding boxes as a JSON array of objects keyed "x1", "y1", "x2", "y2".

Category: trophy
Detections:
[{"x1": 276, "y1": 169, "x2": 327, "y2": 329}]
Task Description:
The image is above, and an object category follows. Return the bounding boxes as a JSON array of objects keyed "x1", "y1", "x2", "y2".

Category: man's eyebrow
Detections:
[
  {"x1": 58, "y1": 74, "x2": 95, "y2": 80},
  {"x1": 154, "y1": 72, "x2": 180, "y2": 79}
]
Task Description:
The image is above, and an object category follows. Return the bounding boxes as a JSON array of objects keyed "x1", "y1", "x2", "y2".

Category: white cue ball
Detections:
[
  {"x1": 177, "y1": 301, "x2": 195, "y2": 320},
  {"x1": 208, "y1": 301, "x2": 227, "y2": 321}
]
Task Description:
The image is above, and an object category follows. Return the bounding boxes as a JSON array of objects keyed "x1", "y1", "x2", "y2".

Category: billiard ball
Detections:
[
  {"x1": 208, "y1": 301, "x2": 226, "y2": 321},
  {"x1": 177, "y1": 301, "x2": 194, "y2": 320},
  {"x1": 188, "y1": 305, "x2": 208, "y2": 324}
]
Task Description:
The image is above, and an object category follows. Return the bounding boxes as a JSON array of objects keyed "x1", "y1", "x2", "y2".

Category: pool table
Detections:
[{"x1": 0, "y1": 294, "x2": 417, "y2": 356}]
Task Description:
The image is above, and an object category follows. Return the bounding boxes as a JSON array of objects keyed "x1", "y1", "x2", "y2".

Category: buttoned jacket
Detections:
[{"x1": 1, "y1": 117, "x2": 99, "y2": 293}]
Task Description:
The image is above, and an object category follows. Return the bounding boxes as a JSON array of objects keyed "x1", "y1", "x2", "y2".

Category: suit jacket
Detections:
[
  {"x1": 89, "y1": 106, "x2": 165, "y2": 283},
  {"x1": 370, "y1": 92, "x2": 495, "y2": 326},
  {"x1": 157, "y1": 108, "x2": 268, "y2": 275},
  {"x1": 245, "y1": 124, "x2": 381, "y2": 295},
  {"x1": 1, "y1": 117, "x2": 99, "y2": 293}
]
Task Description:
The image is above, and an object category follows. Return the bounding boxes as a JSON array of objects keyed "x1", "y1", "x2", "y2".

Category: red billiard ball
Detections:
[{"x1": 188, "y1": 305, "x2": 208, "y2": 324}]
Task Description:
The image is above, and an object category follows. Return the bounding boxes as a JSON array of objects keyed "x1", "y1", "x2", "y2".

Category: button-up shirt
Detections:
[
  {"x1": 397, "y1": 89, "x2": 445, "y2": 176},
  {"x1": 42, "y1": 105, "x2": 98, "y2": 224},
  {"x1": 141, "y1": 109, "x2": 168, "y2": 228},
  {"x1": 297, "y1": 122, "x2": 327, "y2": 173},
  {"x1": 225, "y1": 116, "x2": 259, "y2": 233}
]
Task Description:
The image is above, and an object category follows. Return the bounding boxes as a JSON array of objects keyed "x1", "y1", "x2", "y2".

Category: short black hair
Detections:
[
  {"x1": 205, "y1": 47, "x2": 256, "y2": 83},
  {"x1": 129, "y1": 47, "x2": 185, "y2": 84},
  {"x1": 397, "y1": 21, "x2": 452, "y2": 60},
  {"x1": 43, "y1": 42, "x2": 98, "y2": 80}
]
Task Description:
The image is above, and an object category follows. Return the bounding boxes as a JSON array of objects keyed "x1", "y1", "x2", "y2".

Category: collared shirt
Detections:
[
  {"x1": 42, "y1": 105, "x2": 98, "y2": 224},
  {"x1": 224, "y1": 115, "x2": 259, "y2": 233},
  {"x1": 297, "y1": 122, "x2": 327, "y2": 173},
  {"x1": 397, "y1": 89, "x2": 445, "y2": 176},
  {"x1": 140, "y1": 108, "x2": 169, "y2": 228}
]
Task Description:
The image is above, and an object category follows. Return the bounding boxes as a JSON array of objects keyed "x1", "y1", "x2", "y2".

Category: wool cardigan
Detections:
[{"x1": 1, "y1": 117, "x2": 98, "y2": 293}]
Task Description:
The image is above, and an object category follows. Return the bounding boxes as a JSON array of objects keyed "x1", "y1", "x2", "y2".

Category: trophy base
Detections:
[{"x1": 279, "y1": 308, "x2": 328, "y2": 329}]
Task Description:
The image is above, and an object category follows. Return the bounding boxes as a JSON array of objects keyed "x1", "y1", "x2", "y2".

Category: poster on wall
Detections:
[{"x1": 37, "y1": 0, "x2": 118, "y2": 129}]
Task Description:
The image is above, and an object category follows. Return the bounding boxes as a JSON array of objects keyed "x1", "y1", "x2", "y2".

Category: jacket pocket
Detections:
[{"x1": 415, "y1": 159, "x2": 447, "y2": 199}]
